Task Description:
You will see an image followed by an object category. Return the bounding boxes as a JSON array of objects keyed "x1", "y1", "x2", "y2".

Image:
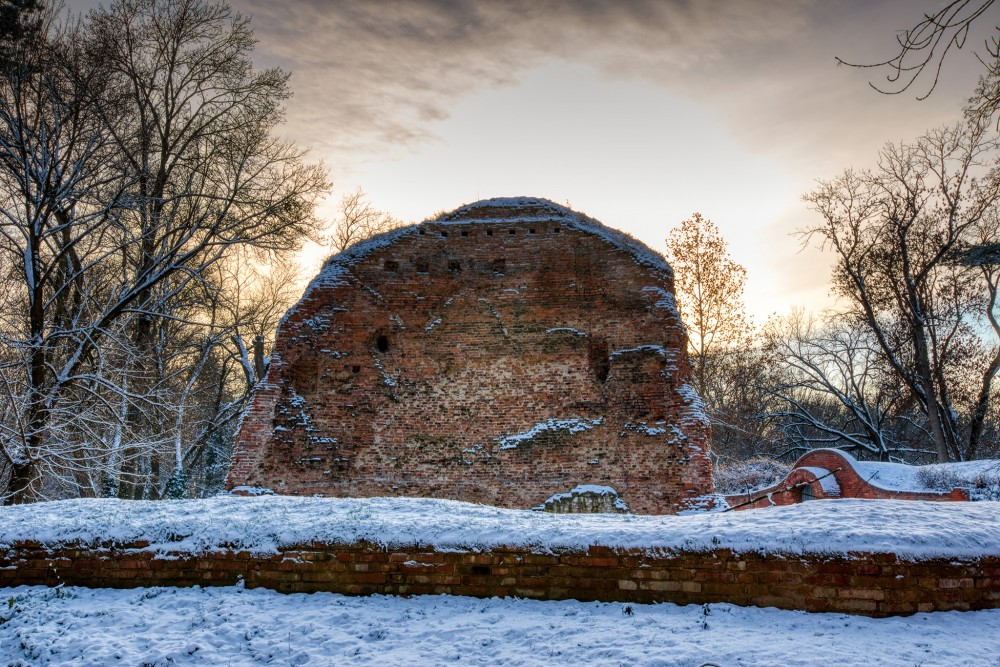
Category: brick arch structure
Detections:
[
  {"x1": 724, "y1": 448, "x2": 970, "y2": 511},
  {"x1": 227, "y1": 197, "x2": 712, "y2": 514}
]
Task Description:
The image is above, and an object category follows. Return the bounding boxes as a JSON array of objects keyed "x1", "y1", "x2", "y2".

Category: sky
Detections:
[{"x1": 70, "y1": 0, "x2": 993, "y2": 320}]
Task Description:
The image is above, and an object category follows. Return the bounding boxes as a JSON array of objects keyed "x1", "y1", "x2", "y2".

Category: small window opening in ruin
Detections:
[
  {"x1": 376, "y1": 334, "x2": 390, "y2": 353},
  {"x1": 471, "y1": 565, "x2": 491, "y2": 576},
  {"x1": 352, "y1": 365, "x2": 361, "y2": 373},
  {"x1": 384, "y1": 259, "x2": 399, "y2": 271},
  {"x1": 418, "y1": 228, "x2": 426, "y2": 235},
  {"x1": 486, "y1": 229, "x2": 493, "y2": 236},
  {"x1": 589, "y1": 339, "x2": 610, "y2": 383},
  {"x1": 461, "y1": 230, "x2": 469, "y2": 237},
  {"x1": 441, "y1": 231, "x2": 448, "y2": 238},
  {"x1": 448, "y1": 260, "x2": 462, "y2": 274},
  {"x1": 529, "y1": 228, "x2": 536, "y2": 234},
  {"x1": 554, "y1": 227, "x2": 561, "y2": 233},
  {"x1": 508, "y1": 229, "x2": 516, "y2": 235},
  {"x1": 492, "y1": 258, "x2": 506, "y2": 274},
  {"x1": 415, "y1": 259, "x2": 429, "y2": 273}
]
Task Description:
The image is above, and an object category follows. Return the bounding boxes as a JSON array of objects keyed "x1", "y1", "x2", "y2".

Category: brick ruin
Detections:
[{"x1": 227, "y1": 197, "x2": 712, "y2": 513}]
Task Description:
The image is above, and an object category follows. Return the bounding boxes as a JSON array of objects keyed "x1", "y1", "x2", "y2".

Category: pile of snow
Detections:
[
  {"x1": 1, "y1": 496, "x2": 998, "y2": 560},
  {"x1": 2, "y1": 585, "x2": 998, "y2": 666}
]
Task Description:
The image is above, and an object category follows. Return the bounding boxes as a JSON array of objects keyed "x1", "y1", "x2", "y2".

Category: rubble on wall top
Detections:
[
  {"x1": 286, "y1": 196, "x2": 675, "y2": 329},
  {"x1": 433, "y1": 196, "x2": 673, "y2": 275},
  {"x1": 435, "y1": 197, "x2": 581, "y2": 223}
]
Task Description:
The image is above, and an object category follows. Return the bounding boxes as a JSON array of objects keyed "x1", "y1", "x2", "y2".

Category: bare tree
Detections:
[
  {"x1": 328, "y1": 188, "x2": 403, "y2": 253},
  {"x1": 82, "y1": 0, "x2": 329, "y2": 499},
  {"x1": 663, "y1": 214, "x2": 777, "y2": 462},
  {"x1": 0, "y1": 3, "x2": 134, "y2": 502},
  {"x1": 802, "y1": 115, "x2": 1000, "y2": 461},
  {"x1": 954, "y1": 210, "x2": 1000, "y2": 456},
  {"x1": 764, "y1": 311, "x2": 923, "y2": 461},
  {"x1": 836, "y1": 1, "x2": 994, "y2": 97},
  {"x1": 0, "y1": 0, "x2": 330, "y2": 503},
  {"x1": 664, "y1": 213, "x2": 751, "y2": 399}
]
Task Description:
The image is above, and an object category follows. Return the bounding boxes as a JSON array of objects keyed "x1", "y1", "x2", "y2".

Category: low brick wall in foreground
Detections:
[{"x1": 2, "y1": 541, "x2": 998, "y2": 617}]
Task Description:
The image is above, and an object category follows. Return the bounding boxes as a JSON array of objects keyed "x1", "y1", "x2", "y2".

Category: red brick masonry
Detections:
[
  {"x1": 2, "y1": 540, "x2": 996, "y2": 618},
  {"x1": 725, "y1": 449, "x2": 970, "y2": 510},
  {"x1": 228, "y1": 198, "x2": 712, "y2": 514}
]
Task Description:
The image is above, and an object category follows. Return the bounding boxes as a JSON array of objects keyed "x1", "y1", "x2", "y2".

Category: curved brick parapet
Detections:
[
  {"x1": 725, "y1": 449, "x2": 970, "y2": 510},
  {"x1": 228, "y1": 197, "x2": 711, "y2": 514}
]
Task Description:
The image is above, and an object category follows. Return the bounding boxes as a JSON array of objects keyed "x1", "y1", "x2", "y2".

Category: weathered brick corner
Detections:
[{"x1": 227, "y1": 197, "x2": 712, "y2": 513}]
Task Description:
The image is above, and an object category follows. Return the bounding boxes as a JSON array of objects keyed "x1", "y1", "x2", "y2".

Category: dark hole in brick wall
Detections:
[
  {"x1": 589, "y1": 339, "x2": 611, "y2": 383},
  {"x1": 486, "y1": 229, "x2": 493, "y2": 237},
  {"x1": 461, "y1": 230, "x2": 469, "y2": 237},
  {"x1": 492, "y1": 258, "x2": 506, "y2": 274},
  {"x1": 415, "y1": 259, "x2": 429, "y2": 273},
  {"x1": 448, "y1": 260, "x2": 462, "y2": 274},
  {"x1": 508, "y1": 229, "x2": 516, "y2": 235},
  {"x1": 384, "y1": 259, "x2": 399, "y2": 271},
  {"x1": 376, "y1": 335, "x2": 390, "y2": 353},
  {"x1": 529, "y1": 228, "x2": 536, "y2": 234},
  {"x1": 554, "y1": 227, "x2": 561, "y2": 233},
  {"x1": 471, "y1": 565, "x2": 491, "y2": 576},
  {"x1": 418, "y1": 228, "x2": 426, "y2": 235},
  {"x1": 352, "y1": 365, "x2": 361, "y2": 373},
  {"x1": 441, "y1": 231, "x2": 448, "y2": 238}
]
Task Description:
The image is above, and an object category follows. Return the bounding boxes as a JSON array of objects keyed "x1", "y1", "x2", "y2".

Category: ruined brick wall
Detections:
[
  {"x1": 228, "y1": 197, "x2": 712, "y2": 513},
  {"x1": 3, "y1": 540, "x2": 997, "y2": 617},
  {"x1": 724, "y1": 450, "x2": 970, "y2": 511}
]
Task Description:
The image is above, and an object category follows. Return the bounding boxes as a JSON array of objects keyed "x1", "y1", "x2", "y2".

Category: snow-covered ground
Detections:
[
  {"x1": 2, "y1": 496, "x2": 999, "y2": 559},
  {"x1": 2, "y1": 584, "x2": 998, "y2": 666}
]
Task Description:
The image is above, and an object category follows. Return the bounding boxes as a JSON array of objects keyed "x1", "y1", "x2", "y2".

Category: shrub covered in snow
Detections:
[
  {"x1": 714, "y1": 457, "x2": 791, "y2": 495},
  {"x1": 917, "y1": 462, "x2": 1000, "y2": 501}
]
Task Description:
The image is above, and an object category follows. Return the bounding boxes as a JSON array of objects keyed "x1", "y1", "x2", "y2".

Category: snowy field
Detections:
[
  {"x1": 2, "y1": 495, "x2": 1000, "y2": 558},
  {"x1": 2, "y1": 584, "x2": 999, "y2": 666}
]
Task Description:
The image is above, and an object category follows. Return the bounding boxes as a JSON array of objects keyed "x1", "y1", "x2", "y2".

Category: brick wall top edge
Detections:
[{"x1": 10, "y1": 537, "x2": 997, "y2": 566}]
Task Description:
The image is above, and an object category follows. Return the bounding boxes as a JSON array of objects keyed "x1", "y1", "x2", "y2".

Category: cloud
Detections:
[{"x1": 238, "y1": 0, "x2": 819, "y2": 159}]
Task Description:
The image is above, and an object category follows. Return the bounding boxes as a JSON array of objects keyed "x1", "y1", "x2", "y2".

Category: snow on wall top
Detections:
[
  {"x1": 818, "y1": 449, "x2": 1000, "y2": 493},
  {"x1": 283, "y1": 196, "x2": 676, "y2": 330},
  {"x1": 1, "y1": 496, "x2": 997, "y2": 560},
  {"x1": 435, "y1": 197, "x2": 673, "y2": 276}
]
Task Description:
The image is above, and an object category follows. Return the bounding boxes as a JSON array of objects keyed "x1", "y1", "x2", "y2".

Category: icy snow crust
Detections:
[{"x1": 1, "y1": 496, "x2": 998, "y2": 560}]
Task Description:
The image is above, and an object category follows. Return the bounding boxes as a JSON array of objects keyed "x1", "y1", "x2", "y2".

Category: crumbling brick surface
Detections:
[{"x1": 227, "y1": 198, "x2": 712, "y2": 513}]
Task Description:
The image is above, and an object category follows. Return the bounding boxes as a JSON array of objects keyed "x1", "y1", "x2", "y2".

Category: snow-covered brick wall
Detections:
[
  {"x1": 228, "y1": 197, "x2": 711, "y2": 514},
  {"x1": 2, "y1": 497, "x2": 999, "y2": 617}
]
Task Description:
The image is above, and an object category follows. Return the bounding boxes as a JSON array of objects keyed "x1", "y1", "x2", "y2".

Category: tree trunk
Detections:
[{"x1": 913, "y1": 324, "x2": 951, "y2": 462}]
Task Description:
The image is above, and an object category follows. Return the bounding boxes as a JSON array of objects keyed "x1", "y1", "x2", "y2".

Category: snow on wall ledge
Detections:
[
  {"x1": 2, "y1": 496, "x2": 998, "y2": 559},
  {"x1": 2, "y1": 497, "x2": 999, "y2": 617},
  {"x1": 228, "y1": 196, "x2": 710, "y2": 514}
]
